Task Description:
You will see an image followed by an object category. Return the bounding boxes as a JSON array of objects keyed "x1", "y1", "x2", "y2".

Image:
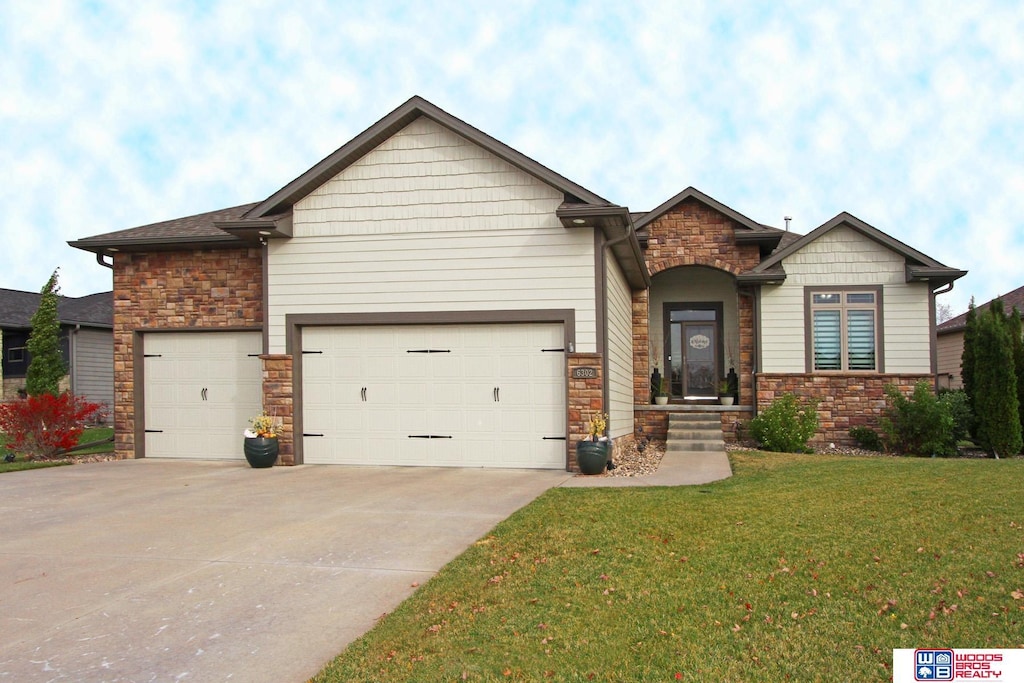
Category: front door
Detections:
[{"x1": 666, "y1": 305, "x2": 721, "y2": 399}]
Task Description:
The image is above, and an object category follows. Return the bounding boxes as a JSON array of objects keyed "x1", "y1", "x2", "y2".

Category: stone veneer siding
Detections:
[
  {"x1": 756, "y1": 373, "x2": 931, "y2": 446},
  {"x1": 632, "y1": 197, "x2": 762, "y2": 422},
  {"x1": 113, "y1": 248, "x2": 263, "y2": 460},
  {"x1": 567, "y1": 353, "x2": 629, "y2": 470},
  {"x1": 261, "y1": 354, "x2": 294, "y2": 465}
]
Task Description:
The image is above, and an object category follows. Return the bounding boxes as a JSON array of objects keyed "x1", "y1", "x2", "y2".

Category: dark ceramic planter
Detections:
[
  {"x1": 243, "y1": 437, "x2": 279, "y2": 468},
  {"x1": 576, "y1": 440, "x2": 609, "y2": 475}
]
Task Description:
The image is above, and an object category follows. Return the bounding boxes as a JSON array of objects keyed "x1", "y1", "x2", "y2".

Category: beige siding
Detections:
[
  {"x1": 936, "y1": 330, "x2": 964, "y2": 389},
  {"x1": 605, "y1": 255, "x2": 633, "y2": 438},
  {"x1": 295, "y1": 118, "x2": 565, "y2": 236},
  {"x1": 760, "y1": 226, "x2": 932, "y2": 374},
  {"x1": 269, "y1": 116, "x2": 598, "y2": 352}
]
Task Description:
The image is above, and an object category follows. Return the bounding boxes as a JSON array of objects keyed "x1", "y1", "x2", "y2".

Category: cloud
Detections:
[{"x1": 0, "y1": 0, "x2": 1021, "y2": 318}]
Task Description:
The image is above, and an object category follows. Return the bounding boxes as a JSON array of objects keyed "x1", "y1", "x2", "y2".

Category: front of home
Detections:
[{"x1": 70, "y1": 96, "x2": 965, "y2": 469}]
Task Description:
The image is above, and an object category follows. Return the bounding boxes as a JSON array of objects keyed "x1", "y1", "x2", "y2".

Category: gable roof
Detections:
[
  {"x1": 69, "y1": 96, "x2": 618, "y2": 253},
  {"x1": 0, "y1": 289, "x2": 113, "y2": 329},
  {"x1": 937, "y1": 283, "x2": 1024, "y2": 335},
  {"x1": 633, "y1": 187, "x2": 786, "y2": 254},
  {"x1": 744, "y1": 212, "x2": 966, "y2": 287},
  {"x1": 242, "y1": 96, "x2": 614, "y2": 222}
]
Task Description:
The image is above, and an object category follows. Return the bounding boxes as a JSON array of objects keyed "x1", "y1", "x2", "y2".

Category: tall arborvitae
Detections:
[
  {"x1": 961, "y1": 297, "x2": 977, "y2": 407},
  {"x1": 1010, "y1": 307, "x2": 1024, "y2": 446},
  {"x1": 973, "y1": 305, "x2": 1022, "y2": 458},
  {"x1": 25, "y1": 270, "x2": 66, "y2": 396}
]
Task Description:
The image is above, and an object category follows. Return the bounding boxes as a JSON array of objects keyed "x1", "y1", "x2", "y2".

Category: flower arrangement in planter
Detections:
[
  {"x1": 243, "y1": 412, "x2": 280, "y2": 468},
  {"x1": 577, "y1": 412, "x2": 610, "y2": 475}
]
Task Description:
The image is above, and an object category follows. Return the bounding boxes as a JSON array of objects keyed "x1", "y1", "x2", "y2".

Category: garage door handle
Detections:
[
  {"x1": 493, "y1": 387, "x2": 500, "y2": 402},
  {"x1": 201, "y1": 387, "x2": 208, "y2": 401},
  {"x1": 361, "y1": 387, "x2": 367, "y2": 402}
]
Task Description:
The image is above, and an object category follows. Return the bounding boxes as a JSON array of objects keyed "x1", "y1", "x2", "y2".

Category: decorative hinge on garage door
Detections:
[
  {"x1": 302, "y1": 350, "x2": 323, "y2": 355},
  {"x1": 543, "y1": 436, "x2": 567, "y2": 441},
  {"x1": 408, "y1": 434, "x2": 454, "y2": 439},
  {"x1": 406, "y1": 349, "x2": 451, "y2": 354},
  {"x1": 541, "y1": 348, "x2": 565, "y2": 352},
  {"x1": 304, "y1": 433, "x2": 324, "y2": 437},
  {"x1": 145, "y1": 429, "x2": 164, "y2": 433},
  {"x1": 143, "y1": 354, "x2": 162, "y2": 358}
]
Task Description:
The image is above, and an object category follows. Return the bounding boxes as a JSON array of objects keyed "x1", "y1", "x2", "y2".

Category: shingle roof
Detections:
[
  {"x1": 937, "y1": 283, "x2": 1024, "y2": 334},
  {"x1": 68, "y1": 203, "x2": 258, "y2": 252},
  {"x1": 0, "y1": 289, "x2": 113, "y2": 329}
]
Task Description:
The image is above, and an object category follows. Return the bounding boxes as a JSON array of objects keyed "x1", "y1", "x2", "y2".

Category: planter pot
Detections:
[
  {"x1": 654, "y1": 395, "x2": 669, "y2": 405},
  {"x1": 719, "y1": 396, "x2": 735, "y2": 406},
  {"x1": 243, "y1": 437, "x2": 279, "y2": 468},
  {"x1": 576, "y1": 440, "x2": 609, "y2": 475}
]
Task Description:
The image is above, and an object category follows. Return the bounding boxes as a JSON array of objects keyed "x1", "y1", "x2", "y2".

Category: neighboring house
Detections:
[
  {"x1": 936, "y1": 284, "x2": 1024, "y2": 390},
  {"x1": 69, "y1": 96, "x2": 965, "y2": 468},
  {"x1": 0, "y1": 288, "x2": 114, "y2": 415}
]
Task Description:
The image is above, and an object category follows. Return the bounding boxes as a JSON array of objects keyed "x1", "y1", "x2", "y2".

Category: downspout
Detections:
[
  {"x1": 931, "y1": 280, "x2": 956, "y2": 389},
  {"x1": 601, "y1": 218, "x2": 638, "y2": 445}
]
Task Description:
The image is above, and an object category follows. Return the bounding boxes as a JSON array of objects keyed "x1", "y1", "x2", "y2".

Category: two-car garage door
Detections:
[{"x1": 302, "y1": 323, "x2": 566, "y2": 469}]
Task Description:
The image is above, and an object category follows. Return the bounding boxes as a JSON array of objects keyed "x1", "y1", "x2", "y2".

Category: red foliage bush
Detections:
[{"x1": 0, "y1": 392, "x2": 105, "y2": 459}]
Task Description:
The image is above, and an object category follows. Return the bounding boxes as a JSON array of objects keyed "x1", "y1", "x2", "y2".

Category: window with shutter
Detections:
[{"x1": 808, "y1": 289, "x2": 880, "y2": 372}]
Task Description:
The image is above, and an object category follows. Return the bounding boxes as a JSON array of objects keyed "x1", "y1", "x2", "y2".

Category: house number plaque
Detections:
[{"x1": 572, "y1": 367, "x2": 598, "y2": 379}]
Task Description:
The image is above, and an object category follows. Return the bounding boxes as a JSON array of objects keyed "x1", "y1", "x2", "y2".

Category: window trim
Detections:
[
  {"x1": 7, "y1": 346, "x2": 25, "y2": 363},
  {"x1": 804, "y1": 285, "x2": 884, "y2": 373}
]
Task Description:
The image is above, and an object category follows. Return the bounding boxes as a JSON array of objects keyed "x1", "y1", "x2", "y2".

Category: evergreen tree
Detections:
[
  {"x1": 25, "y1": 270, "x2": 66, "y2": 396},
  {"x1": 961, "y1": 297, "x2": 977, "y2": 407},
  {"x1": 1010, "y1": 307, "x2": 1024, "y2": 444},
  {"x1": 973, "y1": 306, "x2": 1022, "y2": 457}
]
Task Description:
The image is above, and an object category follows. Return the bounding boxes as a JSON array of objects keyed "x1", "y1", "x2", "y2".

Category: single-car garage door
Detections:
[
  {"x1": 143, "y1": 332, "x2": 263, "y2": 460},
  {"x1": 302, "y1": 323, "x2": 566, "y2": 468}
]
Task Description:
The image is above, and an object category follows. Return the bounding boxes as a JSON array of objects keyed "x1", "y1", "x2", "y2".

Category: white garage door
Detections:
[
  {"x1": 143, "y1": 332, "x2": 263, "y2": 460},
  {"x1": 302, "y1": 323, "x2": 566, "y2": 468}
]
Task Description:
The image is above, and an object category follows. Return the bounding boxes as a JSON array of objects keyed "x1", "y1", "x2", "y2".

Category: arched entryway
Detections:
[{"x1": 649, "y1": 266, "x2": 739, "y2": 401}]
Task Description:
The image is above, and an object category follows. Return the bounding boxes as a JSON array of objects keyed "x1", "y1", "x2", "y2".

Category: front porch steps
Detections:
[{"x1": 667, "y1": 412, "x2": 725, "y2": 453}]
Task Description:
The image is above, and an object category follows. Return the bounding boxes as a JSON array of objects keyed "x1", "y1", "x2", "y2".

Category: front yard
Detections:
[{"x1": 314, "y1": 452, "x2": 1024, "y2": 682}]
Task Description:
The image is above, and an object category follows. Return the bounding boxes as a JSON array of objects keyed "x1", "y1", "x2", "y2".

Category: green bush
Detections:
[
  {"x1": 750, "y1": 393, "x2": 819, "y2": 453},
  {"x1": 848, "y1": 426, "x2": 882, "y2": 451},
  {"x1": 937, "y1": 389, "x2": 973, "y2": 444},
  {"x1": 880, "y1": 382, "x2": 955, "y2": 456}
]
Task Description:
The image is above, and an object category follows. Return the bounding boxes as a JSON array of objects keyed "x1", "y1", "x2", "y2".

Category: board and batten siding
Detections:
[
  {"x1": 759, "y1": 225, "x2": 932, "y2": 374},
  {"x1": 267, "y1": 117, "x2": 597, "y2": 353},
  {"x1": 605, "y1": 255, "x2": 633, "y2": 439},
  {"x1": 70, "y1": 327, "x2": 113, "y2": 413}
]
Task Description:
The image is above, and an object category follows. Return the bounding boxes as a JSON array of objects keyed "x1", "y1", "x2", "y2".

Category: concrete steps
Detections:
[{"x1": 667, "y1": 413, "x2": 725, "y2": 453}]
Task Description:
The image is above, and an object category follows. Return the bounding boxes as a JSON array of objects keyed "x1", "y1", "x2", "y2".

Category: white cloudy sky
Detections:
[{"x1": 3, "y1": 0, "x2": 1022, "y2": 317}]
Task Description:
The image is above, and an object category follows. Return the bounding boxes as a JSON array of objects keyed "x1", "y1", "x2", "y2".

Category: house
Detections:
[
  {"x1": 0, "y1": 288, "x2": 114, "y2": 414},
  {"x1": 936, "y1": 284, "x2": 1024, "y2": 390},
  {"x1": 69, "y1": 96, "x2": 965, "y2": 468}
]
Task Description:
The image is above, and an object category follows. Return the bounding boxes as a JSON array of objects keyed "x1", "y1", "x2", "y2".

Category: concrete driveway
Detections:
[{"x1": 0, "y1": 460, "x2": 571, "y2": 682}]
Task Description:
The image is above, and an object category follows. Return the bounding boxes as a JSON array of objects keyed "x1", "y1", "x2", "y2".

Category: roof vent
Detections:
[{"x1": 784, "y1": 216, "x2": 792, "y2": 231}]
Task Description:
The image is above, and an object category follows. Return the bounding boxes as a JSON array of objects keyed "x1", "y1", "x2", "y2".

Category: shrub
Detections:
[
  {"x1": 937, "y1": 389, "x2": 973, "y2": 444},
  {"x1": 879, "y1": 382, "x2": 955, "y2": 456},
  {"x1": 0, "y1": 392, "x2": 105, "y2": 459},
  {"x1": 750, "y1": 393, "x2": 819, "y2": 453},
  {"x1": 848, "y1": 426, "x2": 882, "y2": 451}
]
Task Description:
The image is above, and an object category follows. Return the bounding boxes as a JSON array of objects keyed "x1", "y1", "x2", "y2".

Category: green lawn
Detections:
[
  {"x1": 313, "y1": 453, "x2": 1024, "y2": 682},
  {"x1": 0, "y1": 426, "x2": 113, "y2": 473}
]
